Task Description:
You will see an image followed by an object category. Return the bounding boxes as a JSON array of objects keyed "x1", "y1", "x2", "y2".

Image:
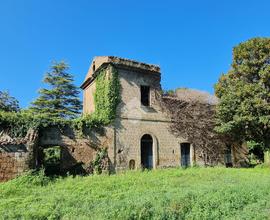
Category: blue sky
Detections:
[{"x1": 0, "y1": 0, "x2": 270, "y2": 108}]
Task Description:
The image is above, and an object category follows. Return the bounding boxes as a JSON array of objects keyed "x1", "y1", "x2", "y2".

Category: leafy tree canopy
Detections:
[
  {"x1": 0, "y1": 91, "x2": 20, "y2": 112},
  {"x1": 30, "y1": 61, "x2": 82, "y2": 119},
  {"x1": 215, "y1": 38, "x2": 270, "y2": 150}
]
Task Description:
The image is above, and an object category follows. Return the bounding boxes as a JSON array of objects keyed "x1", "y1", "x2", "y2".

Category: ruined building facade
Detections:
[
  {"x1": 0, "y1": 56, "x2": 248, "y2": 182},
  {"x1": 81, "y1": 56, "x2": 247, "y2": 170}
]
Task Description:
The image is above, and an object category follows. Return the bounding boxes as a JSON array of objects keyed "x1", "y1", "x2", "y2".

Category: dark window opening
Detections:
[
  {"x1": 141, "y1": 85, "x2": 150, "y2": 106},
  {"x1": 225, "y1": 145, "x2": 233, "y2": 167},
  {"x1": 93, "y1": 62, "x2": 96, "y2": 72},
  {"x1": 118, "y1": 149, "x2": 122, "y2": 154}
]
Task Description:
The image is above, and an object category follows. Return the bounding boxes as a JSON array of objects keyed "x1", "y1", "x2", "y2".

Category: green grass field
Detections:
[{"x1": 1, "y1": 167, "x2": 270, "y2": 219}]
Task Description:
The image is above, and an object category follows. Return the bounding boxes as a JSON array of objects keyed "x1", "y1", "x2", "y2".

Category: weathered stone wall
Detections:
[
  {"x1": 38, "y1": 126, "x2": 114, "y2": 171},
  {"x1": 82, "y1": 56, "x2": 160, "y2": 115},
  {"x1": 84, "y1": 56, "x2": 110, "y2": 82},
  {"x1": 83, "y1": 81, "x2": 96, "y2": 114},
  {"x1": 116, "y1": 65, "x2": 163, "y2": 120},
  {"x1": 0, "y1": 130, "x2": 38, "y2": 181},
  {"x1": 113, "y1": 66, "x2": 186, "y2": 170},
  {"x1": 114, "y1": 118, "x2": 185, "y2": 170},
  {"x1": 112, "y1": 64, "x2": 248, "y2": 169},
  {"x1": 0, "y1": 151, "x2": 29, "y2": 182},
  {"x1": 0, "y1": 126, "x2": 114, "y2": 182}
]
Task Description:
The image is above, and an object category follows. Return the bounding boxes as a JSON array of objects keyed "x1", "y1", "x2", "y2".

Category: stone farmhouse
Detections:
[
  {"x1": 81, "y1": 56, "x2": 247, "y2": 170},
  {"x1": 0, "y1": 56, "x2": 248, "y2": 182}
]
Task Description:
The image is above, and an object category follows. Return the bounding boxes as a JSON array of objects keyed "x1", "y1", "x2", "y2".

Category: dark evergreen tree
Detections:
[
  {"x1": 30, "y1": 61, "x2": 82, "y2": 118},
  {"x1": 0, "y1": 91, "x2": 20, "y2": 112}
]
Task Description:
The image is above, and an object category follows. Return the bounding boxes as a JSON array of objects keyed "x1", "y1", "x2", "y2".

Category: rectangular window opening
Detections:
[
  {"x1": 141, "y1": 85, "x2": 150, "y2": 106},
  {"x1": 225, "y1": 145, "x2": 233, "y2": 167}
]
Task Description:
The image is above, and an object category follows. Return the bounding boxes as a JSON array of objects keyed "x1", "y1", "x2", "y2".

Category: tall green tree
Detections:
[
  {"x1": 30, "y1": 61, "x2": 82, "y2": 118},
  {"x1": 215, "y1": 38, "x2": 270, "y2": 152},
  {"x1": 0, "y1": 91, "x2": 20, "y2": 112}
]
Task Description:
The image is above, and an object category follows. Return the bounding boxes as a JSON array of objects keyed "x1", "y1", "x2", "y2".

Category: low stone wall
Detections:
[
  {"x1": 0, "y1": 126, "x2": 114, "y2": 182},
  {"x1": 0, "y1": 122, "x2": 249, "y2": 182}
]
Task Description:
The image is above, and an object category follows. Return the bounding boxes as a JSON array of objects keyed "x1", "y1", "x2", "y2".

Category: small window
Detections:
[
  {"x1": 93, "y1": 62, "x2": 96, "y2": 72},
  {"x1": 141, "y1": 85, "x2": 150, "y2": 106},
  {"x1": 129, "y1": 160, "x2": 135, "y2": 170},
  {"x1": 225, "y1": 145, "x2": 233, "y2": 167}
]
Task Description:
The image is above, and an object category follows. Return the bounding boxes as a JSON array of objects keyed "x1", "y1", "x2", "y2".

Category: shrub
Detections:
[{"x1": 11, "y1": 169, "x2": 51, "y2": 186}]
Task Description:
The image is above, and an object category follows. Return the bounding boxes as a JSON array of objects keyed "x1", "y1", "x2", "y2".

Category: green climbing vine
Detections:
[
  {"x1": 0, "y1": 64, "x2": 120, "y2": 138},
  {"x1": 73, "y1": 64, "x2": 120, "y2": 134},
  {"x1": 93, "y1": 64, "x2": 121, "y2": 124},
  {"x1": 91, "y1": 148, "x2": 108, "y2": 174}
]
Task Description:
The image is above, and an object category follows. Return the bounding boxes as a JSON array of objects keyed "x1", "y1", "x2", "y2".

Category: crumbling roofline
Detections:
[{"x1": 80, "y1": 62, "x2": 161, "y2": 89}]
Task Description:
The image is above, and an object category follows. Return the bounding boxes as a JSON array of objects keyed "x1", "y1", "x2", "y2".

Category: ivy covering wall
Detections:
[
  {"x1": 93, "y1": 64, "x2": 120, "y2": 124},
  {"x1": 73, "y1": 64, "x2": 120, "y2": 133}
]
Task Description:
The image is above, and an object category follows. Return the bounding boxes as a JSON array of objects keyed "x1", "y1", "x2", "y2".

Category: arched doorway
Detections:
[
  {"x1": 141, "y1": 134, "x2": 153, "y2": 169},
  {"x1": 129, "y1": 160, "x2": 135, "y2": 170}
]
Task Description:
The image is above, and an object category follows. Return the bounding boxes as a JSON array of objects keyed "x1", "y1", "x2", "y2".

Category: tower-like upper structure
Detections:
[{"x1": 80, "y1": 56, "x2": 163, "y2": 120}]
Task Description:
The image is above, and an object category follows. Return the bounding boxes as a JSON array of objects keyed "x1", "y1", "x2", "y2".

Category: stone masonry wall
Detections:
[
  {"x1": 112, "y1": 65, "x2": 248, "y2": 169},
  {"x1": 0, "y1": 151, "x2": 29, "y2": 182},
  {"x1": 83, "y1": 80, "x2": 96, "y2": 114},
  {"x1": 114, "y1": 118, "x2": 185, "y2": 170},
  {"x1": 0, "y1": 126, "x2": 114, "y2": 182},
  {"x1": 38, "y1": 126, "x2": 114, "y2": 172},
  {"x1": 113, "y1": 66, "x2": 189, "y2": 170}
]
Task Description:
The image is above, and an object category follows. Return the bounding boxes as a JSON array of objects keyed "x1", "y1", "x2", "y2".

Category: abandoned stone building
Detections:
[
  {"x1": 0, "y1": 56, "x2": 248, "y2": 182},
  {"x1": 80, "y1": 56, "x2": 247, "y2": 170}
]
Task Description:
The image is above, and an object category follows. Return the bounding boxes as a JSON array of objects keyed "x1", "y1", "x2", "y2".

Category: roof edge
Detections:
[{"x1": 81, "y1": 57, "x2": 161, "y2": 89}]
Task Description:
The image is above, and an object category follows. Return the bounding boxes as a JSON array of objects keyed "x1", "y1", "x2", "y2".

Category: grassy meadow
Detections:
[{"x1": 1, "y1": 167, "x2": 270, "y2": 219}]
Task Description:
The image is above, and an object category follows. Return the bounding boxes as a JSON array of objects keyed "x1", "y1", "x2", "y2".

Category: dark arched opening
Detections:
[
  {"x1": 129, "y1": 159, "x2": 135, "y2": 170},
  {"x1": 141, "y1": 134, "x2": 153, "y2": 169}
]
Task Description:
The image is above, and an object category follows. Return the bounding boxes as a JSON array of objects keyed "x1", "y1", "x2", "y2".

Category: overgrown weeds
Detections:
[{"x1": 1, "y1": 168, "x2": 270, "y2": 219}]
